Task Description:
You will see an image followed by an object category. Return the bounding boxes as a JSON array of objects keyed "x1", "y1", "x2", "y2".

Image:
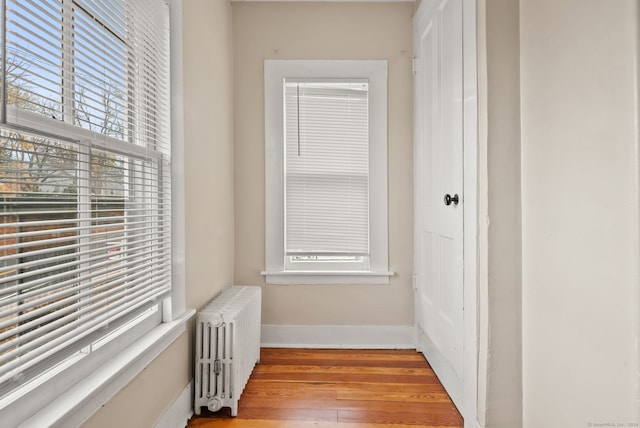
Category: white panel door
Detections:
[{"x1": 414, "y1": 0, "x2": 464, "y2": 380}]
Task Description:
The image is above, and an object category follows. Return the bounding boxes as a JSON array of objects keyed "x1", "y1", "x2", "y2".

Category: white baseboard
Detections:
[
  {"x1": 155, "y1": 381, "x2": 193, "y2": 428},
  {"x1": 465, "y1": 419, "x2": 483, "y2": 428},
  {"x1": 416, "y1": 326, "x2": 463, "y2": 412},
  {"x1": 261, "y1": 324, "x2": 415, "y2": 349}
]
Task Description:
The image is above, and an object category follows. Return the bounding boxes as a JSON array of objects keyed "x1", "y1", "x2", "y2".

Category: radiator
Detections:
[{"x1": 194, "y1": 285, "x2": 261, "y2": 416}]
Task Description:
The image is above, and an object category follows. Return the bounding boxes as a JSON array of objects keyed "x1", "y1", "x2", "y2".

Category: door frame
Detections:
[
  {"x1": 461, "y1": 0, "x2": 479, "y2": 426},
  {"x1": 413, "y1": 0, "x2": 479, "y2": 426}
]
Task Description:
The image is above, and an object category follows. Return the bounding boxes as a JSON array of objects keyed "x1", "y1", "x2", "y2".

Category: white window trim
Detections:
[
  {"x1": 0, "y1": 1, "x2": 191, "y2": 425},
  {"x1": 262, "y1": 59, "x2": 393, "y2": 285},
  {"x1": 15, "y1": 309, "x2": 194, "y2": 428}
]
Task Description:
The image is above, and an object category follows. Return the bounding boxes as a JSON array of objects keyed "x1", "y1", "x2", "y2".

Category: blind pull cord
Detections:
[{"x1": 297, "y1": 83, "x2": 301, "y2": 157}]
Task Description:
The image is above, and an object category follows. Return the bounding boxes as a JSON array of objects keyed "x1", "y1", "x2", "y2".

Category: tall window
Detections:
[
  {"x1": 263, "y1": 60, "x2": 392, "y2": 285},
  {"x1": 0, "y1": 0, "x2": 171, "y2": 419},
  {"x1": 285, "y1": 80, "x2": 370, "y2": 269}
]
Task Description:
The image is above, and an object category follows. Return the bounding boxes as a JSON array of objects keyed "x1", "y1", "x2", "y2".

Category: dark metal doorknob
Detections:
[{"x1": 444, "y1": 193, "x2": 459, "y2": 206}]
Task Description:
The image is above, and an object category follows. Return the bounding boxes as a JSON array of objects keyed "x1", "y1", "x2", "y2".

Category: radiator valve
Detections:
[{"x1": 207, "y1": 397, "x2": 223, "y2": 412}]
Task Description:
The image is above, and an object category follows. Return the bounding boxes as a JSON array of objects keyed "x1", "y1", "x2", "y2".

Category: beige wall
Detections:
[
  {"x1": 81, "y1": 335, "x2": 190, "y2": 427},
  {"x1": 520, "y1": 0, "x2": 639, "y2": 426},
  {"x1": 477, "y1": 0, "x2": 523, "y2": 425},
  {"x1": 233, "y1": 2, "x2": 415, "y2": 326},
  {"x1": 183, "y1": 0, "x2": 235, "y2": 312},
  {"x1": 82, "y1": 0, "x2": 235, "y2": 426},
  {"x1": 478, "y1": 0, "x2": 640, "y2": 426}
]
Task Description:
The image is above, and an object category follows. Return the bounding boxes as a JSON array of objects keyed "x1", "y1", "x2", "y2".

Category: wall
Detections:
[
  {"x1": 476, "y1": 0, "x2": 523, "y2": 426},
  {"x1": 478, "y1": 0, "x2": 640, "y2": 426},
  {"x1": 183, "y1": 0, "x2": 235, "y2": 313},
  {"x1": 485, "y1": 0, "x2": 524, "y2": 425},
  {"x1": 233, "y1": 2, "x2": 415, "y2": 327},
  {"x1": 82, "y1": 0, "x2": 235, "y2": 426},
  {"x1": 520, "y1": 0, "x2": 639, "y2": 426}
]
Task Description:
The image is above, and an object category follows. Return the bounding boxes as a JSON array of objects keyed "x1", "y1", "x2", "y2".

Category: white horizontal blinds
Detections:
[
  {"x1": 70, "y1": 0, "x2": 128, "y2": 138},
  {"x1": 0, "y1": 131, "x2": 171, "y2": 391},
  {"x1": 122, "y1": 0, "x2": 171, "y2": 153},
  {"x1": 4, "y1": 0, "x2": 171, "y2": 153},
  {"x1": 284, "y1": 80, "x2": 370, "y2": 257},
  {"x1": 0, "y1": 0, "x2": 170, "y2": 395},
  {"x1": 4, "y1": 0, "x2": 64, "y2": 117}
]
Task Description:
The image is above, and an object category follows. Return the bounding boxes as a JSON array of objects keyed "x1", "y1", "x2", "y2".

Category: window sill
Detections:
[
  {"x1": 18, "y1": 309, "x2": 195, "y2": 428},
  {"x1": 261, "y1": 270, "x2": 394, "y2": 285}
]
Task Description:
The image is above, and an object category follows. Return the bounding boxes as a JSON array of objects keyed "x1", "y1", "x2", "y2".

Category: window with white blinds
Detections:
[
  {"x1": 0, "y1": 0, "x2": 171, "y2": 402},
  {"x1": 264, "y1": 60, "x2": 391, "y2": 285},
  {"x1": 284, "y1": 80, "x2": 370, "y2": 259}
]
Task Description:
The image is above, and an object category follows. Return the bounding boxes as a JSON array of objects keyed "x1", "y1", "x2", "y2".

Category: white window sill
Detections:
[
  {"x1": 19, "y1": 309, "x2": 196, "y2": 428},
  {"x1": 261, "y1": 270, "x2": 394, "y2": 285}
]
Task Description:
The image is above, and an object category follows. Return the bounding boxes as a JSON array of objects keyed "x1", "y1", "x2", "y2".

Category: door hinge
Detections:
[
  {"x1": 412, "y1": 275, "x2": 418, "y2": 291},
  {"x1": 412, "y1": 56, "x2": 419, "y2": 75}
]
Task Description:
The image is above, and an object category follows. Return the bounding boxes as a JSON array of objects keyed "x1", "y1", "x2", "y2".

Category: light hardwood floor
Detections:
[{"x1": 188, "y1": 348, "x2": 463, "y2": 428}]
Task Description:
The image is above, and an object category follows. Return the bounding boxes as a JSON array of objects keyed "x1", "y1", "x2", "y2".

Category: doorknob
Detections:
[{"x1": 444, "y1": 194, "x2": 459, "y2": 206}]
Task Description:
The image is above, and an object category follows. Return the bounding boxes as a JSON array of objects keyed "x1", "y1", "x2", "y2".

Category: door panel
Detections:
[{"x1": 414, "y1": 0, "x2": 464, "y2": 381}]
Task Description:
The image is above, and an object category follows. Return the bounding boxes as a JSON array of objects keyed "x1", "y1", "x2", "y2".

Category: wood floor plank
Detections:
[
  {"x1": 260, "y1": 349, "x2": 428, "y2": 363},
  {"x1": 336, "y1": 389, "x2": 453, "y2": 403},
  {"x1": 188, "y1": 348, "x2": 463, "y2": 428},
  {"x1": 338, "y1": 409, "x2": 463, "y2": 426},
  {"x1": 333, "y1": 381, "x2": 448, "y2": 394},
  {"x1": 242, "y1": 380, "x2": 448, "y2": 394},
  {"x1": 249, "y1": 371, "x2": 441, "y2": 385},
  {"x1": 233, "y1": 407, "x2": 339, "y2": 422},
  {"x1": 253, "y1": 364, "x2": 433, "y2": 376},
  {"x1": 190, "y1": 420, "x2": 458, "y2": 428},
  {"x1": 258, "y1": 357, "x2": 430, "y2": 369},
  {"x1": 238, "y1": 397, "x2": 459, "y2": 414},
  {"x1": 241, "y1": 385, "x2": 337, "y2": 400}
]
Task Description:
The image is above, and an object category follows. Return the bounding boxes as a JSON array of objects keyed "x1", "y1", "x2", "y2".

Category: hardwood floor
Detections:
[{"x1": 188, "y1": 348, "x2": 463, "y2": 428}]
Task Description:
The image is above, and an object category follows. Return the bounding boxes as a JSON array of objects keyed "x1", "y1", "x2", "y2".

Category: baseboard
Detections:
[
  {"x1": 261, "y1": 324, "x2": 415, "y2": 349},
  {"x1": 416, "y1": 327, "x2": 463, "y2": 411},
  {"x1": 465, "y1": 419, "x2": 483, "y2": 428},
  {"x1": 155, "y1": 381, "x2": 193, "y2": 428}
]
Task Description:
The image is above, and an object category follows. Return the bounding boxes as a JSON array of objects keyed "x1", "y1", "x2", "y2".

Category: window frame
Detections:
[
  {"x1": 263, "y1": 59, "x2": 392, "y2": 285},
  {"x1": 0, "y1": 1, "x2": 191, "y2": 425}
]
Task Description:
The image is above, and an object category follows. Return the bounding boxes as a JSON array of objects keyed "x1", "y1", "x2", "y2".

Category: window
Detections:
[
  {"x1": 284, "y1": 79, "x2": 369, "y2": 271},
  {"x1": 0, "y1": 0, "x2": 173, "y2": 423},
  {"x1": 263, "y1": 60, "x2": 392, "y2": 284}
]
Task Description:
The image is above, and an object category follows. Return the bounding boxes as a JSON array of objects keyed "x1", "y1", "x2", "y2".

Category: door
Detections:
[{"x1": 413, "y1": 0, "x2": 464, "y2": 386}]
